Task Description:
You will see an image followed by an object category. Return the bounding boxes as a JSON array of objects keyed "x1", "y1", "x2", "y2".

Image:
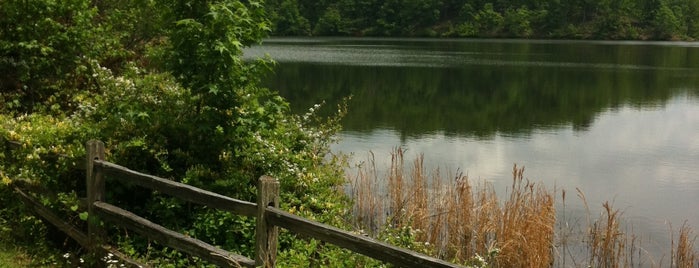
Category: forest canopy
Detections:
[{"x1": 266, "y1": 0, "x2": 699, "y2": 40}]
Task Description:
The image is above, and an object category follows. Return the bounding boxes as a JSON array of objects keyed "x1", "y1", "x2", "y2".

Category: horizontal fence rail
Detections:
[
  {"x1": 93, "y1": 160, "x2": 257, "y2": 217},
  {"x1": 93, "y1": 201, "x2": 255, "y2": 268},
  {"x1": 266, "y1": 207, "x2": 458, "y2": 268},
  {"x1": 13, "y1": 184, "x2": 147, "y2": 267},
  {"x1": 14, "y1": 187, "x2": 90, "y2": 249}
]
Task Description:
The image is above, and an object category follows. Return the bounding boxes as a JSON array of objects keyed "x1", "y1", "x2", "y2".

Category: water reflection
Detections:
[
  {"x1": 247, "y1": 38, "x2": 699, "y2": 138},
  {"x1": 263, "y1": 63, "x2": 697, "y2": 137}
]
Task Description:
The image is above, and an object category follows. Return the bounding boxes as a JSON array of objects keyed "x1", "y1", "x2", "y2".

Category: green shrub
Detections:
[{"x1": 1, "y1": 0, "x2": 359, "y2": 265}]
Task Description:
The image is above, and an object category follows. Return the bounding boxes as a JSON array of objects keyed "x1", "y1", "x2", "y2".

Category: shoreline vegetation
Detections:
[
  {"x1": 265, "y1": 0, "x2": 699, "y2": 41},
  {"x1": 347, "y1": 148, "x2": 698, "y2": 267}
]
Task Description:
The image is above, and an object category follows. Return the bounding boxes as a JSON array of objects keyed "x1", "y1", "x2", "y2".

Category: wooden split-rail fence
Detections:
[{"x1": 6, "y1": 140, "x2": 461, "y2": 267}]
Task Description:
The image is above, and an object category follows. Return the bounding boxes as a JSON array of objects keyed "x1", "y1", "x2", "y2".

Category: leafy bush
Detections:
[
  {"x1": 0, "y1": 0, "x2": 137, "y2": 115},
  {"x1": 1, "y1": 0, "x2": 356, "y2": 265}
]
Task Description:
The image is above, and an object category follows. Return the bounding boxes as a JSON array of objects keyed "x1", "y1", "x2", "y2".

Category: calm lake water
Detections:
[{"x1": 246, "y1": 38, "x2": 699, "y2": 258}]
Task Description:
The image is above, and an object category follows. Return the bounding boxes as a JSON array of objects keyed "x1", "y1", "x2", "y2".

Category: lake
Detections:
[{"x1": 245, "y1": 37, "x2": 699, "y2": 259}]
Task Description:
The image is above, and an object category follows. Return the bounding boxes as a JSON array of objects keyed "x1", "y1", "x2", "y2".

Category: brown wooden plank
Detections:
[
  {"x1": 13, "y1": 187, "x2": 89, "y2": 248},
  {"x1": 14, "y1": 185, "x2": 148, "y2": 267},
  {"x1": 86, "y1": 140, "x2": 106, "y2": 249},
  {"x1": 11, "y1": 180, "x2": 54, "y2": 197},
  {"x1": 265, "y1": 207, "x2": 462, "y2": 268},
  {"x1": 4, "y1": 139, "x2": 22, "y2": 149},
  {"x1": 93, "y1": 160, "x2": 257, "y2": 217},
  {"x1": 254, "y1": 176, "x2": 279, "y2": 267},
  {"x1": 93, "y1": 201, "x2": 255, "y2": 268}
]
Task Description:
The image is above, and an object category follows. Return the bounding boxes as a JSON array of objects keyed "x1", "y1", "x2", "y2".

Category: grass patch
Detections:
[{"x1": 0, "y1": 243, "x2": 34, "y2": 267}]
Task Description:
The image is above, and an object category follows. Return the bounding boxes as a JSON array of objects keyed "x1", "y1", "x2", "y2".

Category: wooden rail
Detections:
[
  {"x1": 14, "y1": 187, "x2": 90, "y2": 249},
  {"x1": 266, "y1": 207, "x2": 459, "y2": 268},
  {"x1": 6, "y1": 139, "x2": 462, "y2": 267},
  {"x1": 92, "y1": 160, "x2": 257, "y2": 217},
  {"x1": 93, "y1": 201, "x2": 255, "y2": 268},
  {"x1": 14, "y1": 187, "x2": 147, "y2": 268}
]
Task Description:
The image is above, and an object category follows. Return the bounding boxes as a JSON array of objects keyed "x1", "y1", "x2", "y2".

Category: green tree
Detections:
[
  {"x1": 265, "y1": 0, "x2": 697, "y2": 40},
  {"x1": 337, "y1": 0, "x2": 382, "y2": 34},
  {"x1": 652, "y1": 0, "x2": 682, "y2": 39},
  {"x1": 376, "y1": 0, "x2": 441, "y2": 36},
  {"x1": 474, "y1": 3, "x2": 504, "y2": 36},
  {"x1": 503, "y1": 6, "x2": 534, "y2": 37},
  {"x1": 0, "y1": 0, "x2": 99, "y2": 113},
  {"x1": 0, "y1": 0, "x2": 169, "y2": 115},
  {"x1": 591, "y1": 0, "x2": 638, "y2": 39},
  {"x1": 272, "y1": 0, "x2": 311, "y2": 35},
  {"x1": 296, "y1": 0, "x2": 332, "y2": 30},
  {"x1": 686, "y1": 0, "x2": 699, "y2": 38},
  {"x1": 314, "y1": 6, "x2": 348, "y2": 35}
]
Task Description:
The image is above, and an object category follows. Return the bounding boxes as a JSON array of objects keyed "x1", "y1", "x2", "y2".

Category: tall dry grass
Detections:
[
  {"x1": 587, "y1": 201, "x2": 627, "y2": 267},
  {"x1": 347, "y1": 148, "x2": 699, "y2": 268},
  {"x1": 673, "y1": 222, "x2": 697, "y2": 268},
  {"x1": 349, "y1": 148, "x2": 555, "y2": 267}
]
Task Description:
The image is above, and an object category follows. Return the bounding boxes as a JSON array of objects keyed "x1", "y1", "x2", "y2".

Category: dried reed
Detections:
[
  {"x1": 347, "y1": 148, "x2": 699, "y2": 268},
  {"x1": 348, "y1": 148, "x2": 555, "y2": 267},
  {"x1": 587, "y1": 201, "x2": 625, "y2": 268},
  {"x1": 673, "y1": 222, "x2": 697, "y2": 268}
]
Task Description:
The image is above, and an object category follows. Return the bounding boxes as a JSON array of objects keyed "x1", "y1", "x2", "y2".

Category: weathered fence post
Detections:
[
  {"x1": 255, "y1": 176, "x2": 280, "y2": 267},
  {"x1": 86, "y1": 140, "x2": 106, "y2": 253}
]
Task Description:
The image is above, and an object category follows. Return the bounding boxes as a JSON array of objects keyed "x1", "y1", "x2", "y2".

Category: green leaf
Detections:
[{"x1": 79, "y1": 212, "x2": 88, "y2": 221}]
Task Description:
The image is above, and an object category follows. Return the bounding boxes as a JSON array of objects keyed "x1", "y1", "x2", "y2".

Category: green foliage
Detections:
[
  {"x1": 0, "y1": 0, "x2": 168, "y2": 115},
  {"x1": 502, "y1": 6, "x2": 546, "y2": 37},
  {"x1": 0, "y1": 0, "x2": 359, "y2": 266},
  {"x1": 473, "y1": 3, "x2": 504, "y2": 36},
  {"x1": 376, "y1": 222, "x2": 431, "y2": 253},
  {"x1": 0, "y1": 113, "x2": 95, "y2": 265},
  {"x1": 653, "y1": 1, "x2": 683, "y2": 39},
  {"x1": 315, "y1": 7, "x2": 348, "y2": 35},
  {"x1": 265, "y1": 0, "x2": 699, "y2": 40},
  {"x1": 0, "y1": 0, "x2": 99, "y2": 114},
  {"x1": 0, "y1": 114, "x2": 95, "y2": 190},
  {"x1": 166, "y1": 0, "x2": 269, "y2": 93},
  {"x1": 277, "y1": 237, "x2": 386, "y2": 267},
  {"x1": 272, "y1": 0, "x2": 312, "y2": 35},
  {"x1": 96, "y1": 0, "x2": 168, "y2": 54},
  {"x1": 375, "y1": 0, "x2": 441, "y2": 36}
]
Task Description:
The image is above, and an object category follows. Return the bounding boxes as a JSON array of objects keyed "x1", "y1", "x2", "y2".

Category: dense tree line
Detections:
[{"x1": 266, "y1": 0, "x2": 699, "y2": 40}]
